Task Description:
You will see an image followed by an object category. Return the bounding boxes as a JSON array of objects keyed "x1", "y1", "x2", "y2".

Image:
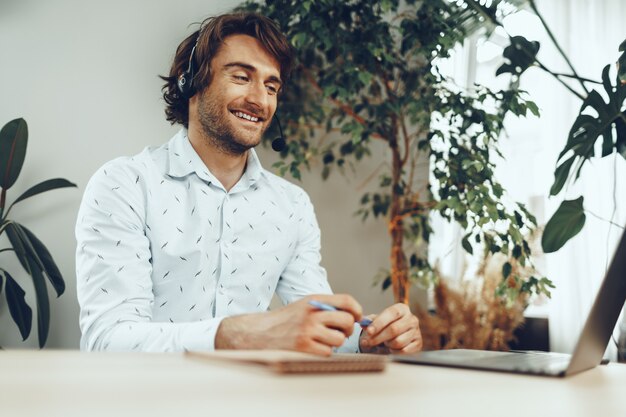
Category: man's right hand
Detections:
[{"x1": 214, "y1": 294, "x2": 363, "y2": 356}]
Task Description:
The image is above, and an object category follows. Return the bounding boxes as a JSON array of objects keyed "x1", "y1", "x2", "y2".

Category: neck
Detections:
[{"x1": 187, "y1": 121, "x2": 248, "y2": 192}]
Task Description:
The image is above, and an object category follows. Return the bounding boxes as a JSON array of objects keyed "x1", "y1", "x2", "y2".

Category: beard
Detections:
[{"x1": 196, "y1": 90, "x2": 267, "y2": 156}]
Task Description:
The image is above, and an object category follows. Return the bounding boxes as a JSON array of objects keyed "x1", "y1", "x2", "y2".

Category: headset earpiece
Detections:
[
  {"x1": 177, "y1": 70, "x2": 195, "y2": 99},
  {"x1": 177, "y1": 38, "x2": 200, "y2": 99}
]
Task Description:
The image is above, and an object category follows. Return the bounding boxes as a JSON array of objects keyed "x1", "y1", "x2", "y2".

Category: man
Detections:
[{"x1": 76, "y1": 12, "x2": 422, "y2": 355}]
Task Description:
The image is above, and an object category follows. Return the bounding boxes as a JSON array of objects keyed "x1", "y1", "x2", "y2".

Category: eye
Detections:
[
  {"x1": 266, "y1": 84, "x2": 279, "y2": 95},
  {"x1": 233, "y1": 75, "x2": 249, "y2": 82}
]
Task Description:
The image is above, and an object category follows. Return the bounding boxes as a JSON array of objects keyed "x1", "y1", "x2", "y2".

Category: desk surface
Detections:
[{"x1": 1, "y1": 350, "x2": 625, "y2": 417}]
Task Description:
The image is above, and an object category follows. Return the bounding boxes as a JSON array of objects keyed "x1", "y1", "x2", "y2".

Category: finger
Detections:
[
  {"x1": 312, "y1": 325, "x2": 348, "y2": 349},
  {"x1": 383, "y1": 329, "x2": 416, "y2": 351},
  {"x1": 312, "y1": 294, "x2": 363, "y2": 321},
  {"x1": 296, "y1": 339, "x2": 334, "y2": 357},
  {"x1": 365, "y1": 318, "x2": 413, "y2": 346},
  {"x1": 314, "y1": 310, "x2": 355, "y2": 337},
  {"x1": 388, "y1": 326, "x2": 423, "y2": 353},
  {"x1": 366, "y1": 303, "x2": 409, "y2": 337},
  {"x1": 390, "y1": 339, "x2": 422, "y2": 355}
]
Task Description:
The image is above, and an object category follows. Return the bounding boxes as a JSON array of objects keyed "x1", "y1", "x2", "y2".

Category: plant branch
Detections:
[
  {"x1": 398, "y1": 201, "x2": 437, "y2": 220},
  {"x1": 552, "y1": 72, "x2": 602, "y2": 85},
  {"x1": 405, "y1": 130, "x2": 426, "y2": 198},
  {"x1": 528, "y1": 0, "x2": 590, "y2": 95},
  {"x1": 356, "y1": 161, "x2": 387, "y2": 192},
  {"x1": 535, "y1": 61, "x2": 586, "y2": 100},
  {"x1": 301, "y1": 67, "x2": 386, "y2": 142},
  {"x1": 399, "y1": 113, "x2": 412, "y2": 166},
  {"x1": 285, "y1": 120, "x2": 342, "y2": 133},
  {"x1": 585, "y1": 209, "x2": 625, "y2": 229}
]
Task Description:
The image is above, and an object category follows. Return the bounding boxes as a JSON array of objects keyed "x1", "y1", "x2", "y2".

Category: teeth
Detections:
[{"x1": 234, "y1": 111, "x2": 259, "y2": 122}]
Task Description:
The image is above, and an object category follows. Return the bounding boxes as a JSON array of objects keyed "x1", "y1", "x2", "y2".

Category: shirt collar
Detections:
[{"x1": 165, "y1": 128, "x2": 266, "y2": 187}]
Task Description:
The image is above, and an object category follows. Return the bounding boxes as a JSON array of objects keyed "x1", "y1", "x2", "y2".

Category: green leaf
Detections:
[
  {"x1": 26, "y1": 252, "x2": 50, "y2": 348},
  {"x1": 357, "y1": 71, "x2": 373, "y2": 86},
  {"x1": 541, "y1": 197, "x2": 586, "y2": 253},
  {"x1": 526, "y1": 100, "x2": 540, "y2": 117},
  {"x1": 557, "y1": 78, "x2": 625, "y2": 165},
  {"x1": 616, "y1": 111, "x2": 626, "y2": 159},
  {"x1": 496, "y1": 36, "x2": 540, "y2": 77},
  {"x1": 502, "y1": 261, "x2": 512, "y2": 279},
  {"x1": 550, "y1": 156, "x2": 575, "y2": 196},
  {"x1": 291, "y1": 32, "x2": 306, "y2": 48},
  {"x1": 602, "y1": 64, "x2": 613, "y2": 98},
  {"x1": 382, "y1": 276, "x2": 392, "y2": 291},
  {"x1": 618, "y1": 38, "x2": 626, "y2": 84},
  {"x1": 5, "y1": 222, "x2": 32, "y2": 274},
  {"x1": 20, "y1": 225, "x2": 66, "y2": 297},
  {"x1": 5, "y1": 222, "x2": 53, "y2": 346},
  {"x1": 8, "y1": 178, "x2": 77, "y2": 209},
  {"x1": 0, "y1": 118, "x2": 28, "y2": 190},
  {"x1": 3, "y1": 269, "x2": 33, "y2": 341},
  {"x1": 461, "y1": 233, "x2": 473, "y2": 255}
]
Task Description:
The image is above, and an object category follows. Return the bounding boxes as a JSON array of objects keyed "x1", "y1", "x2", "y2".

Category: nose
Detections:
[{"x1": 244, "y1": 80, "x2": 268, "y2": 110}]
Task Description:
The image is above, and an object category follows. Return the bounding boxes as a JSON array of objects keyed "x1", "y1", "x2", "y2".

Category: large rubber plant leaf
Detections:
[
  {"x1": 19, "y1": 224, "x2": 66, "y2": 297},
  {"x1": 5, "y1": 222, "x2": 50, "y2": 347},
  {"x1": 26, "y1": 254, "x2": 50, "y2": 348},
  {"x1": 3, "y1": 270, "x2": 33, "y2": 341},
  {"x1": 0, "y1": 118, "x2": 28, "y2": 190},
  {"x1": 9, "y1": 178, "x2": 77, "y2": 208},
  {"x1": 5, "y1": 222, "x2": 32, "y2": 274},
  {"x1": 542, "y1": 197, "x2": 586, "y2": 253}
]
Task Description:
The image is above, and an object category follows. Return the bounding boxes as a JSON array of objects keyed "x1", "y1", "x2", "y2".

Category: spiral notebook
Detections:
[{"x1": 186, "y1": 350, "x2": 388, "y2": 374}]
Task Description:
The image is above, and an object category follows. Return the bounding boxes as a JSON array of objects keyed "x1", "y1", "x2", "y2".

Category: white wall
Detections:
[{"x1": 0, "y1": 0, "x2": 393, "y2": 348}]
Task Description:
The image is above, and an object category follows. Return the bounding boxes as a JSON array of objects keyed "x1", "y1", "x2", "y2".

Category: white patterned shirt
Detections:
[{"x1": 76, "y1": 129, "x2": 360, "y2": 353}]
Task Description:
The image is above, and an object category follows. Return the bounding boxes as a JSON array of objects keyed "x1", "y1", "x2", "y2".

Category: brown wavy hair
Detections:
[{"x1": 160, "y1": 12, "x2": 294, "y2": 128}]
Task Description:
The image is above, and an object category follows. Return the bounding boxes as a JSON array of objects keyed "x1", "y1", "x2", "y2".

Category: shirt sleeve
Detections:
[
  {"x1": 75, "y1": 160, "x2": 223, "y2": 352},
  {"x1": 274, "y1": 189, "x2": 361, "y2": 353}
]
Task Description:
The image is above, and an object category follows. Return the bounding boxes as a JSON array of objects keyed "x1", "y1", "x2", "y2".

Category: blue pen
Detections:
[{"x1": 308, "y1": 300, "x2": 373, "y2": 327}]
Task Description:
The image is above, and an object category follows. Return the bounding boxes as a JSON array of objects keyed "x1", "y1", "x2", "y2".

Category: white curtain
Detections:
[
  {"x1": 431, "y1": 0, "x2": 626, "y2": 355},
  {"x1": 530, "y1": 0, "x2": 626, "y2": 356}
]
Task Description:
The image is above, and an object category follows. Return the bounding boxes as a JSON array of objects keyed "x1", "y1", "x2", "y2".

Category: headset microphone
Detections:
[{"x1": 271, "y1": 115, "x2": 287, "y2": 152}]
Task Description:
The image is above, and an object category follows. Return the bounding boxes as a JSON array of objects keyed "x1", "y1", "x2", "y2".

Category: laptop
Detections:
[{"x1": 393, "y1": 226, "x2": 626, "y2": 377}]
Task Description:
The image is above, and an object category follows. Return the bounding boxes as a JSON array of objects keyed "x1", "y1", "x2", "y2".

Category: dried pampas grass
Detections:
[{"x1": 416, "y1": 253, "x2": 528, "y2": 351}]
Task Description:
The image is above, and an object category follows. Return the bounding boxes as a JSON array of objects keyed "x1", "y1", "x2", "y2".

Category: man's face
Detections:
[{"x1": 195, "y1": 34, "x2": 282, "y2": 155}]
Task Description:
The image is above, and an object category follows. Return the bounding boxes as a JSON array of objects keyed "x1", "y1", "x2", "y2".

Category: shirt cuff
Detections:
[{"x1": 179, "y1": 316, "x2": 226, "y2": 351}]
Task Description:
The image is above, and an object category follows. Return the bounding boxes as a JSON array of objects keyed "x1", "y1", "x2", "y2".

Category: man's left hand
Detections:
[{"x1": 359, "y1": 303, "x2": 422, "y2": 354}]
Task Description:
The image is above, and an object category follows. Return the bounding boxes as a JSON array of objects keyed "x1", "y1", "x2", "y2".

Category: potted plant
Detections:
[
  {"x1": 240, "y1": 0, "x2": 550, "y2": 313},
  {"x1": 469, "y1": 0, "x2": 626, "y2": 253},
  {"x1": 0, "y1": 118, "x2": 76, "y2": 348}
]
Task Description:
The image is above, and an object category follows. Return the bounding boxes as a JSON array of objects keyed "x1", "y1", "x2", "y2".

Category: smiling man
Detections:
[{"x1": 75, "y1": 12, "x2": 422, "y2": 355}]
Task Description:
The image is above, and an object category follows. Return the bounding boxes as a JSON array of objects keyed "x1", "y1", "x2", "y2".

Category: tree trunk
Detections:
[{"x1": 388, "y1": 129, "x2": 409, "y2": 305}]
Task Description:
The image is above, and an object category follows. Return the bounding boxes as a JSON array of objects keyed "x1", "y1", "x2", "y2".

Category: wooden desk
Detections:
[{"x1": 1, "y1": 350, "x2": 624, "y2": 417}]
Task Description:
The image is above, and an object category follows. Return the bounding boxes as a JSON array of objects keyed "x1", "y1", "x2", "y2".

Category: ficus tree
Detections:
[{"x1": 240, "y1": 0, "x2": 552, "y2": 305}]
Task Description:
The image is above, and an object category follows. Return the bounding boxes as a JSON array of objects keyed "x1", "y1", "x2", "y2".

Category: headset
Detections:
[
  {"x1": 176, "y1": 36, "x2": 199, "y2": 100},
  {"x1": 177, "y1": 29, "x2": 287, "y2": 152}
]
